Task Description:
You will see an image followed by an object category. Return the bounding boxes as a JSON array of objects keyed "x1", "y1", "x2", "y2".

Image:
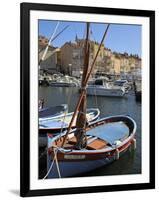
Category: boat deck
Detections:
[
  {"x1": 52, "y1": 121, "x2": 130, "y2": 151},
  {"x1": 87, "y1": 121, "x2": 129, "y2": 145},
  {"x1": 53, "y1": 135, "x2": 109, "y2": 150}
]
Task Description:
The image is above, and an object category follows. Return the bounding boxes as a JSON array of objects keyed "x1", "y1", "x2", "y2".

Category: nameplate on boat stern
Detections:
[{"x1": 64, "y1": 155, "x2": 86, "y2": 160}]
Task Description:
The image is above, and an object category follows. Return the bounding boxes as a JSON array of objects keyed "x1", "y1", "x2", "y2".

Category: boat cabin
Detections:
[{"x1": 93, "y1": 78, "x2": 109, "y2": 87}]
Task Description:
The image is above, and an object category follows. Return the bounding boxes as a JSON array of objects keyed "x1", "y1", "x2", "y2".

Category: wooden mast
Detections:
[
  {"x1": 61, "y1": 23, "x2": 110, "y2": 148},
  {"x1": 74, "y1": 22, "x2": 90, "y2": 149}
]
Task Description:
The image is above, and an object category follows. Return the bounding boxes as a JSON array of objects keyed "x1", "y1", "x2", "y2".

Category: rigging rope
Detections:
[
  {"x1": 43, "y1": 86, "x2": 73, "y2": 178},
  {"x1": 43, "y1": 149, "x2": 57, "y2": 179},
  {"x1": 43, "y1": 148, "x2": 61, "y2": 179},
  {"x1": 45, "y1": 87, "x2": 74, "y2": 178},
  {"x1": 54, "y1": 148, "x2": 61, "y2": 178}
]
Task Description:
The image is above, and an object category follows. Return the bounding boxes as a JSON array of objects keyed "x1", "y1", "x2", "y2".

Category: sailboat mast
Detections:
[
  {"x1": 61, "y1": 23, "x2": 110, "y2": 148},
  {"x1": 74, "y1": 22, "x2": 90, "y2": 149}
]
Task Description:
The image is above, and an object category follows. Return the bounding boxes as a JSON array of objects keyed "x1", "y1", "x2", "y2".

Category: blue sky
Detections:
[{"x1": 39, "y1": 20, "x2": 141, "y2": 57}]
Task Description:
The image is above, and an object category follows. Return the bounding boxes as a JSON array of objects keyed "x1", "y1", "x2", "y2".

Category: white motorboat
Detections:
[
  {"x1": 87, "y1": 78, "x2": 128, "y2": 97},
  {"x1": 50, "y1": 75, "x2": 80, "y2": 87}
]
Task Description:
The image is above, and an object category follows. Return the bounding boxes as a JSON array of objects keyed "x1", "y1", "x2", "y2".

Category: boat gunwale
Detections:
[
  {"x1": 48, "y1": 115, "x2": 136, "y2": 154},
  {"x1": 39, "y1": 104, "x2": 68, "y2": 121}
]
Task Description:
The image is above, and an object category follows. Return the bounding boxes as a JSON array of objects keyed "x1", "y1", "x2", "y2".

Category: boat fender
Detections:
[
  {"x1": 114, "y1": 140, "x2": 121, "y2": 146},
  {"x1": 131, "y1": 138, "x2": 136, "y2": 150},
  {"x1": 115, "y1": 149, "x2": 120, "y2": 160}
]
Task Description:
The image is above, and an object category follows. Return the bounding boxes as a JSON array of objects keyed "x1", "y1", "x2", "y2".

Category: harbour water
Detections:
[{"x1": 39, "y1": 86, "x2": 141, "y2": 178}]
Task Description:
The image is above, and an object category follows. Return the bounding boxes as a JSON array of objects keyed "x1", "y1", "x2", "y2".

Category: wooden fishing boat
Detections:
[
  {"x1": 39, "y1": 108, "x2": 100, "y2": 133},
  {"x1": 47, "y1": 115, "x2": 136, "y2": 178},
  {"x1": 45, "y1": 23, "x2": 137, "y2": 179}
]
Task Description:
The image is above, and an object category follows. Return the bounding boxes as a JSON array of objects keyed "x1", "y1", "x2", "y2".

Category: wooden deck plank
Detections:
[{"x1": 87, "y1": 139, "x2": 107, "y2": 150}]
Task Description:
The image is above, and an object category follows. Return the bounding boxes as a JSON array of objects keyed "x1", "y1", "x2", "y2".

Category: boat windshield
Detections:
[
  {"x1": 94, "y1": 79, "x2": 103, "y2": 86},
  {"x1": 114, "y1": 80, "x2": 127, "y2": 86}
]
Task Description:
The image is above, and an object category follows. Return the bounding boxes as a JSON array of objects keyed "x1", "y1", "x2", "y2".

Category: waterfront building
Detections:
[
  {"x1": 109, "y1": 54, "x2": 121, "y2": 75},
  {"x1": 60, "y1": 41, "x2": 83, "y2": 76},
  {"x1": 38, "y1": 35, "x2": 142, "y2": 77},
  {"x1": 60, "y1": 37, "x2": 106, "y2": 77},
  {"x1": 120, "y1": 53, "x2": 130, "y2": 73},
  {"x1": 128, "y1": 55, "x2": 141, "y2": 73}
]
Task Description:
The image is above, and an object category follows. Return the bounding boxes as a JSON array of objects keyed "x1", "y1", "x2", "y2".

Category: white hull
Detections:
[
  {"x1": 87, "y1": 86, "x2": 125, "y2": 97},
  {"x1": 39, "y1": 108, "x2": 100, "y2": 129},
  {"x1": 50, "y1": 82, "x2": 78, "y2": 87}
]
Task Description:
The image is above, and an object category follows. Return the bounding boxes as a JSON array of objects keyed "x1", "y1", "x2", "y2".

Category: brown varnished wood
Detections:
[{"x1": 87, "y1": 139, "x2": 108, "y2": 150}]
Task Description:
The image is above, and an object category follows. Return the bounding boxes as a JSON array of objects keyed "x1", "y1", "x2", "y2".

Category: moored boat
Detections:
[
  {"x1": 47, "y1": 115, "x2": 136, "y2": 178},
  {"x1": 39, "y1": 104, "x2": 68, "y2": 119},
  {"x1": 39, "y1": 108, "x2": 100, "y2": 133},
  {"x1": 86, "y1": 78, "x2": 129, "y2": 97},
  {"x1": 114, "y1": 79, "x2": 131, "y2": 90},
  {"x1": 50, "y1": 75, "x2": 80, "y2": 87},
  {"x1": 87, "y1": 85, "x2": 126, "y2": 97}
]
